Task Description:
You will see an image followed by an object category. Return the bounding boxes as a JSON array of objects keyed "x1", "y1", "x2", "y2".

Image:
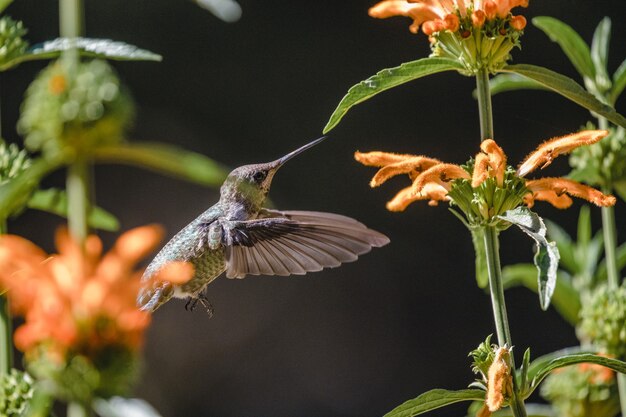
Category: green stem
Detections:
[
  {"x1": 67, "y1": 401, "x2": 91, "y2": 417},
  {"x1": 0, "y1": 219, "x2": 11, "y2": 376},
  {"x1": 59, "y1": 0, "x2": 84, "y2": 38},
  {"x1": 601, "y1": 204, "x2": 620, "y2": 290},
  {"x1": 66, "y1": 159, "x2": 90, "y2": 244},
  {"x1": 483, "y1": 228, "x2": 527, "y2": 417},
  {"x1": 600, "y1": 197, "x2": 626, "y2": 416},
  {"x1": 475, "y1": 68, "x2": 494, "y2": 141}
]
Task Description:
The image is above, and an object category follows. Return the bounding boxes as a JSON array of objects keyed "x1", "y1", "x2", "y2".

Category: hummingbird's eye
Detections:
[{"x1": 253, "y1": 171, "x2": 267, "y2": 183}]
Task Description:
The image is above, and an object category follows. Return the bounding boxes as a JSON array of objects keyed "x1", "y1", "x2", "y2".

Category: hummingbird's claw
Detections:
[{"x1": 184, "y1": 293, "x2": 214, "y2": 317}]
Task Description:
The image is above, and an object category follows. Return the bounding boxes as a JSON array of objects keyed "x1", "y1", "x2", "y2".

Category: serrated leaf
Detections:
[
  {"x1": 0, "y1": 156, "x2": 66, "y2": 220},
  {"x1": 591, "y1": 17, "x2": 612, "y2": 93},
  {"x1": 384, "y1": 389, "x2": 485, "y2": 417},
  {"x1": 498, "y1": 207, "x2": 560, "y2": 310},
  {"x1": 609, "y1": 59, "x2": 626, "y2": 105},
  {"x1": 323, "y1": 57, "x2": 465, "y2": 133},
  {"x1": 27, "y1": 188, "x2": 119, "y2": 231},
  {"x1": 0, "y1": 38, "x2": 162, "y2": 71},
  {"x1": 485, "y1": 73, "x2": 548, "y2": 96},
  {"x1": 498, "y1": 64, "x2": 626, "y2": 129},
  {"x1": 501, "y1": 264, "x2": 580, "y2": 325},
  {"x1": 471, "y1": 228, "x2": 489, "y2": 288},
  {"x1": 0, "y1": 0, "x2": 13, "y2": 14},
  {"x1": 93, "y1": 397, "x2": 163, "y2": 417},
  {"x1": 532, "y1": 17, "x2": 595, "y2": 81},
  {"x1": 528, "y1": 354, "x2": 626, "y2": 396},
  {"x1": 544, "y1": 219, "x2": 576, "y2": 273},
  {"x1": 92, "y1": 142, "x2": 228, "y2": 187}
]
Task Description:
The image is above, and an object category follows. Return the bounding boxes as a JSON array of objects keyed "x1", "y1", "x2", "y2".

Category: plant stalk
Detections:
[
  {"x1": 67, "y1": 159, "x2": 90, "y2": 244},
  {"x1": 483, "y1": 226, "x2": 527, "y2": 417},
  {"x1": 0, "y1": 219, "x2": 11, "y2": 376},
  {"x1": 59, "y1": 0, "x2": 84, "y2": 38},
  {"x1": 60, "y1": 0, "x2": 91, "y2": 244},
  {"x1": 600, "y1": 193, "x2": 626, "y2": 416},
  {"x1": 475, "y1": 68, "x2": 494, "y2": 141},
  {"x1": 601, "y1": 204, "x2": 620, "y2": 290}
]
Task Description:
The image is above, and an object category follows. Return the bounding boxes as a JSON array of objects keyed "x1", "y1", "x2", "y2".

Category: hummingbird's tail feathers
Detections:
[{"x1": 224, "y1": 210, "x2": 389, "y2": 279}]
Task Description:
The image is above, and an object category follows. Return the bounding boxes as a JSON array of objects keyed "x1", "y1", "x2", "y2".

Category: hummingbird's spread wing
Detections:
[{"x1": 223, "y1": 210, "x2": 389, "y2": 279}]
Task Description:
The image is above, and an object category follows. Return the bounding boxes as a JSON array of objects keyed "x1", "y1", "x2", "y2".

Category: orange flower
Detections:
[
  {"x1": 369, "y1": 0, "x2": 528, "y2": 35},
  {"x1": 355, "y1": 130, "x2": 616, "y2": 214},
  {"x1": 0, "y1": 226, "x2": 194, "y2": 359},
  {"x1": 517, "y1": 130, "x2": 608, "y2": 177},
  {"x1": 486, "y1": 346, "x2": 512, "y2": 412}
]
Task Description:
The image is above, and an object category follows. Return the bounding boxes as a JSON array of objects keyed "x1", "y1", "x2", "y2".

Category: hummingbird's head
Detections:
[{"x1": 220, "y1": 137, "x2": 326, "y2": 209}]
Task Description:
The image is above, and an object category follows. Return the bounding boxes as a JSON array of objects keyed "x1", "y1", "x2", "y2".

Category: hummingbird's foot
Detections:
[{"x1": 184, "y1": 294, "x2": 214, "y2": 317}]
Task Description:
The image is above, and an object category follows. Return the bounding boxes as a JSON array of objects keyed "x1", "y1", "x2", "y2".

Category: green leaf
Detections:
[
  {"x1": 596, "y1": 241, "x2": 626, "y2": 283},
  {"x1": 27, "y1": 188, "x2": 119, "y2": 231},
  {"x1": 485, "y1": 73, "x2": 548, "y2": 96},
  {"x1": 524, "y1": 346, "x2": 588, "y2": 388},
  {"x1": 529, "y1": 354, "x2": 626, "y2": 396},
  {"x1": 92, "y1": 142, "x2": 228, "y2": 186},
  {"x1": 590, "y1": 17, "x2": 612, "y2": 93},
  {"x1": 498, "y1": 64, "x2": 626, "y2": 129},
  {"x1": 520, "y1": 348, "x2": 531, "y2": 392},
  {"x1": 502, "y1": 264, "x2": 580, "y2": 325},
  {"x1": 532, "y1": 16, "x2": 595, "y2": 81},
  {"x1": 491, "y1": 403, "x2": 555, "y2": 417},
  {"x1": 384, "y1": 389, "x2": 485, "y2": 417},
  {"x1": 471, "y1": 228, "x2": 489, "y2": 288},
  {"x1": 0, "y1": 156, "x2": 66, "y2": 220},
  {"x1": 0, "y1": 0, "x2": 13, "y2": 14},
  {"x1": 93, "y1": 397, "x2": 163, "y2": 417},
  {"x1": 610, "y1": 58, "x2": 626, "y2": 105},
  {"x1": 0, "y1": 38, "x2": 162, "y2": 71},
  {"x1": 576, "y1": 205, "x2": 591, "y2": 247},
  {"x1": 544, "y1": 219, "x2": 577, "y2": 274},
  {"x1": 499, "y1": 207, "x2": 560, "y2": 310},
  {"x1": 323, "y1": 57, "x2": 465, "y2": 133}
]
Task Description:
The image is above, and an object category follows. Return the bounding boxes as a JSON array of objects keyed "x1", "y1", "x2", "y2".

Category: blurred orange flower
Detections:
[
  {"x1": 0, "y1": 225, "x2": 193, "y2": 361},
  {"x1": 369, "y1": 0, "x2": 528, "y2": 35},
  {"x1": 355, "y1": 130, "x2": 616, "y2": 213}
]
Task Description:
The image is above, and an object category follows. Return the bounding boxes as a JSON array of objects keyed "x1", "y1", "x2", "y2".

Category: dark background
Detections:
[{"x1": 3, "y1": 1, "x2": 626, "y2": 416}]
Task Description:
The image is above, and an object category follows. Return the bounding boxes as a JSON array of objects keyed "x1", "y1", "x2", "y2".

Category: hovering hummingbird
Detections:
[{"x1": 137, "y1": 137, "x2": 389, "y2": 313}]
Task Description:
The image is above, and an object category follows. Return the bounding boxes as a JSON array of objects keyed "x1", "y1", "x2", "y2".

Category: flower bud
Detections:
[
  {"x1": 510, "y1": 15, "x2": 527, "y2": 30},
  {"x1": 472, "y1": 10, "x2": 486, "y2": 28}
]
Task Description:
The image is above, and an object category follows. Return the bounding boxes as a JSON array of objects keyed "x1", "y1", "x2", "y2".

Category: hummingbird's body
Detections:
[{"x1": 138, "y1": 137, "x2": 389, "y2": 312}]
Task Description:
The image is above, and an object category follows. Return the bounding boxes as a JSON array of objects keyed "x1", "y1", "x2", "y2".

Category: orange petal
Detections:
[
  {"x1": 412, "y1": 163, "x2": 470, "y2": 193},
  {"x1": 370, "y1": 156, "x2": 442, "y2": 187},
  {"x1": 524, "y1": 190, "x2": 573, "y2": 209},
  {"x1": 354, "y1": 150, "x2": 420, "y2": 167},
  {"x1": 526, "y1": 177, "x2": 616, "y2": 207},
  {"x1": 152, "y1": 261, "x2": 195, "y2": 285},
  {"x1": 517, "y1": 130, "x2": 608, "y2": 177},
  {"x1": 472, "y1": 153, "x2": 491, "y2": 188},
  {"x1": 481, "y1": 139, "x2": 507, "y2": 186},
  {"x1": 114, "y1": 224, "x2": 164, "y2": 264}
]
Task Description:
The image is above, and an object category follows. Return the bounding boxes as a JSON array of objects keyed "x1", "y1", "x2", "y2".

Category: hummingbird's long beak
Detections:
[{"x1": 272, "y1": 136, "x2": 327, "y2": 169}]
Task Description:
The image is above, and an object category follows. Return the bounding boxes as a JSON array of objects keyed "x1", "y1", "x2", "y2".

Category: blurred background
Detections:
[{"x1": 3, "y1": 0, "x2": 626, "y2": 416}]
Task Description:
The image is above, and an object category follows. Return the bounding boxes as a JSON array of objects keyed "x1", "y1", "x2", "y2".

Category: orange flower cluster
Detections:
[
  {"x1": 369, "y1": 0, "x2": 528, "y2": 35},
  {"x1": 0, "y1": 226, "x2": 193, "y2": 361},
  {"x1": 355, "y1": 130, "x2": 616, "y2": 213}
]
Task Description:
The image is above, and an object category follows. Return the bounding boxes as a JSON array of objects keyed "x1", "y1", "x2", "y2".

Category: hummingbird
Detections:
[{"x1": 137, "y1": 137, "x2": 389, "y2": 313}]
